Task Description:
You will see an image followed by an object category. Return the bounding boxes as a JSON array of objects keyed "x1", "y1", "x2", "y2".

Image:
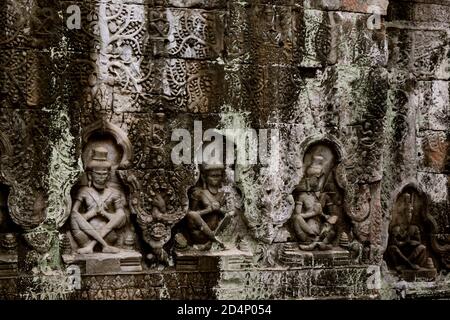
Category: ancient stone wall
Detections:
[{"x1": 0, "y1": 0, "x2": 449, "y2": 300}]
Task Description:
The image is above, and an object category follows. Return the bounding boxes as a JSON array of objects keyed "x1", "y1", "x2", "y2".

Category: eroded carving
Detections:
[
  {"x1": 0, "y1": 184, "x2": 16, "y2": 253},
  {"x1": 385, "y1": 186, "x2": 437, "y2": 280},
  {"x1": 291, "y1": 143, "x2": 344, "y2": 251},
  {"x1": 62, "y1": 123, "x2": 142, "y2": 273},
  {"x1": 71, "y1": 147, "x2": 130, "y2": 254},
  {"x1": 177, "y1": 163, "x2": 231, "y2": 251},
  {"x1": 0, "y1": 183, "x2": 17, "y2": 276},
  {"x1": 173, "y1": 135, "x2": 245, "y2": 255}
]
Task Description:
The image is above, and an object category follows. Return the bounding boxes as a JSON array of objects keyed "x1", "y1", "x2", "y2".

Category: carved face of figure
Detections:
[
  {"x1": 306, "y1": 155, "x2": 325, "y2": 178},
  {"x1": 90, "y1": 169, "x2": 110, "y2": 190},
  {"x1": 204, "y1": 169, "x2": 223, "y2": 188}
]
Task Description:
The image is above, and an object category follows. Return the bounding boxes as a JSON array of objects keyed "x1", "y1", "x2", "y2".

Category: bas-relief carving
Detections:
[
  {"x1": 291, "y1": 145, "x2": 340, "y2": 251},
  {"x1": 124, "y1": 167, "x2": 193, "y2": 265},
  {"x1": 0, "y1": 184, "x2": 17, "y2": 257},
  {"x1": 172, "y1": 137, "x2": 247, "y2": 259},
  {"x1": 0, "y1": 132, "x2": 17, "y2": 276},
  {"x1": 62, "y1": 121, "x2": 142, "y2": 273},
  {"x1": 176, "y1": 163, "x2": 237, "y2": 251},
  {"x1": 70, "y1": 146, "x2": 132, "y2": 254},
  {"x1": 385, "y1": 186, "x2": 437, "y2": 280},
  {"x1": 0, "y1": 0, "x2": 447, "y2": 293},
  {"x1": 279, "y1": 138, "x2": 371, "y2": 266}
]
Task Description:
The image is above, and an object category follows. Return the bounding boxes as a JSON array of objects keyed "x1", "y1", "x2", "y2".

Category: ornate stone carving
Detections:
[
  {"x1": 62, "y1": 121, "x2": 142, "y2": 273},
  {"x1": 385, "y1": 185, "x2": 437, "y2": 280},
  {"x1": 174, "y1": 163, "x2": 243, "y2": 252},
  {"x1": 0, "y1": 111, "x2": 50, "y2": 231},
  {"x1": 0, "y1": 132, "x2": 17, "y2": 276},
  {"x1": 121, "y1": 168, "x2": 193, "y2": 265},
  {"x1": 290, "y1": 142, "x2": 347, "y2": 251},
  {"x1": 279, "y1": 137, "x2": 371, "y2": 266},
  {"x1": 70, "y1": 147, "x2": 131, "y2": 254},
  {"x1": 0, "y1": 185, "x2": 17, "y2": 257},
  {"x1": 149, "y1": 8, "x2": 224, "y2": 60}
]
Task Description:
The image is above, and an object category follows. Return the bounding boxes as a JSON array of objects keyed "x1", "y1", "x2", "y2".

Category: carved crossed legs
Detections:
[
  {"x1": 388, "y1": 244, "x2": 427, "y2": 271},
  {"x1": 71, "y1": 211, "x2": 123, "y2": 254},
  {"x1": 292, "y1": 214, "x2": 320, "y2": 243},
  {"x1": 187, "y1": 211, "x2": 226, "y2": 250}
]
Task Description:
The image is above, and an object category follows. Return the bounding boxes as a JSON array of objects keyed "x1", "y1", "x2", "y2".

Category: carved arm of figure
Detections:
[
  {"x1": 98, "y1": 198, "x2": 126, "y2": 224},
  {"x1": 151, "y1": 193, "x2": 167, "y2": 220},
  {"x1": 189, "y1": 192, "x2": 218, "y2": 216},
  {"x1": 150, "y1": 193, "x2": 181, "y2": 223},
  {"x1": 72, "y1": 200, "x2": 98, "y2": 221},
  {"x1": 297, "y1": 203, "x2": 322, "y2": 219},
  {"x1": 408, "y1": 225, "x2": 422, "y2": 247},
  {"x1": 392, "y1": 225, "x2": 406, "y2": 248}
]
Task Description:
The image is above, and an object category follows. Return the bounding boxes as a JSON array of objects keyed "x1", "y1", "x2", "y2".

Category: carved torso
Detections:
[
  {"x1": 76, "y1": 186, "x2": 125, "y2": 218},
  {"x1": 188, "y1": 187, "x2": 226, "y2": 232}
]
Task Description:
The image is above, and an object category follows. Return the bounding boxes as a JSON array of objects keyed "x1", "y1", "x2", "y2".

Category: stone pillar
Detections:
[{"x1": 381, "y1": 0, "x2": 450, "y2": 290}]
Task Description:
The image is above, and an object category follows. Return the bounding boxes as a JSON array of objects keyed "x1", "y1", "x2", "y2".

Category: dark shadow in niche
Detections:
[
  {"x1": 0, "y1": 184, "x2": 9, "y2": 232},
  {"x1": 0, "y1": 183, "x2": 18, "y2": 238},
  {"x1": 384, "y1": 185, "x2": 438, "y2": 281},
  {"x1": 0, "y1": 183, "x2": 19, "y2": 276}
]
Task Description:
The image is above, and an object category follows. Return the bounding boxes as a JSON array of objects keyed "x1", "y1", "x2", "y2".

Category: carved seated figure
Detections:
[
  {"x1": 291, "y1": 155, "x2": 338, "y2": 251},
  {"x1": 182, "y1": 163, "x2": 234, "y2": 251},
  {"x1": 70, "y1": 147, "x2": 127, "y2": 254},
  {"x1": 386, "y1": 193, "x2": 432, "y2": 273},
  {"x1": 0, "y1": 185, "x2": 17, "y2": 254}
]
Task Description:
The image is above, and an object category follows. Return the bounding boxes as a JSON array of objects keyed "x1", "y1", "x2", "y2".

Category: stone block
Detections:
[{"x1": 62, "y1": 251, "x2": 143, "y2": 274}]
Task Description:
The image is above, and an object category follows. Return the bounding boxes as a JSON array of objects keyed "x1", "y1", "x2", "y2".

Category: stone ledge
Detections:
[
  {"x1": 175, "y1": 248, "x2": 253, "y2": 271},
  {"x1": 62, "y1": 251, "x2": 143, "y2": 274},
  {"x1": 305, "y1": 0, "x2": 389, "y2": 15},
  {"x1": 279, "y1": 243, "x2": 354, "y2": 267},
  {"x1": 0, "y1": 254, "x2": 18, "y2": 277}
]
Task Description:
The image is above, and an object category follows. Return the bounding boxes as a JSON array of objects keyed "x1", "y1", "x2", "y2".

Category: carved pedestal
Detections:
[
  {"x1": 395, "y1": 269, "x2": 437, "y2": 282},
  {"x1": 279, "y1": 243, "x2": 352, "y2": 267},
  {"x1": 175, "y1": 248, "x2": 253, "y2": 271},
  {"x1": 62, "y1": 251, "x2": 142, "y2": 274},
  {"x1": 0, "y1": 254, "x2": 18, "y2": 277}
]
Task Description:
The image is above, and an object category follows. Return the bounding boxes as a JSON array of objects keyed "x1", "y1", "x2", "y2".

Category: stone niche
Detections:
[
  {"x1": 280, "y1": 140, "x2": 359, "y2": 267},
  {"x1": 0, "y1": 183, "x2": 18, "y2": 276},
  {"x1": 171, "y1": 135, "x2": 252, "y2": 271},
  {"x1": 61, "y1": 121, "x2": 142, "y2": 274},
  {"x1": 0, "y1": 130, "x2": 18, "y2": 277},
  {"x1": 384, "y1": 185, "x2": 438, "y2": 281}
]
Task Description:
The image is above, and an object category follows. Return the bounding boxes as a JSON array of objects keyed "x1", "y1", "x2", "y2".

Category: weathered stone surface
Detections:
[
  {"x1": 0, "y1": 0, "x2": 449, "y2": 301},
  {"x1": 414, "y1": 81, "x2": 449, "y2": 133},
  {"x1": 305, "y1": 0, "x2": 389, "y2": 15},
  {"x1": 62, "y1": 251, "x2": 143, "y2": 274},
  {"x1": 418, "y1": 131, "x2": 449, "y2": 173}
]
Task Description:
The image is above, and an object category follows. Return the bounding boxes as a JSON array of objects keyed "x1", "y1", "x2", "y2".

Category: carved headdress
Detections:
[
  {"x1": 200, "y1": 162, "x2": 225, "y2": 172},
  {"x1": 86, "y1": 147, "x2": 112, "y2": 171}
]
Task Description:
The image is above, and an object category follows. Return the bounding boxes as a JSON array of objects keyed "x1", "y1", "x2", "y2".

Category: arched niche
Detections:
[
  {"x1": 82, "y1": 120, "x2": 133, "y2": 170},
  {"x1": 384, "y1": 183, "x2": 437, "y2": 280},
  {"x1": 63, "y1": 120, "x2": 141, "y2": 268},
  {"x1": 288, "y1": 137, "x2": 351, "y2": 251},
  {"x1": 173, "y1": 132, "x2": 244, "y2": 251},
  {"x1": 297, "y1": 135, "x2": 345, "y2": 171},
  {"x1": 0, "y1": 131, "x2": 17, "y2": 255}
]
